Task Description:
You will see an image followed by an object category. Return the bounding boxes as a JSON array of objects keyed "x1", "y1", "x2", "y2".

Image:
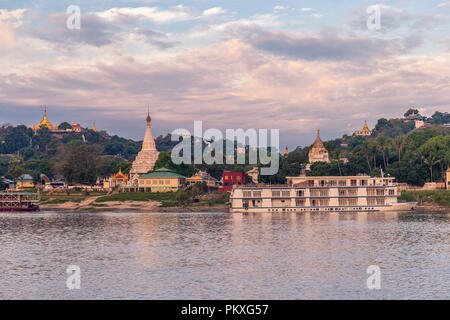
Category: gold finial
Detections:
[
  {"x1": 146, "y1": 105, "x2": 151, "y2": 124},
  {"x1": 313, "y1": 128, "x2": 325, "y2": 148}
]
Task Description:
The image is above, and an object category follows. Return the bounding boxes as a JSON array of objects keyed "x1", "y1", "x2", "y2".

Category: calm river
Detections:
[{"x1": 0, "y1": 210, "x2": 449, "y2": 299}]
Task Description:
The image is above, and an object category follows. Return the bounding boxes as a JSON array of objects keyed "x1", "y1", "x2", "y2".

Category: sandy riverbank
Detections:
[
  {"x1": 40, "y1": 197, "x2": 228, "y2": 212},
  {"x1": 415, "y1": 204, "x2": 450, "y2": 211}
]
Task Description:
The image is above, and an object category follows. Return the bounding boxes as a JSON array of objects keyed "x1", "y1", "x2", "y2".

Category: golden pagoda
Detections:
[
  {"x1": 93, "y1": 121, "x2": 97, "y2": 132},
  {"x1": 308, "y1": 129, "x2": 330, "y2": 163},
  {"x1": 284, "y1": 146, "x2": 289, "y2": 158},
  {"x1": 353, "y1": 120, "x2": 371, "y2": 137},
  {"x1": 32, "y1": 107, "x2": 58, "y2": 131}
]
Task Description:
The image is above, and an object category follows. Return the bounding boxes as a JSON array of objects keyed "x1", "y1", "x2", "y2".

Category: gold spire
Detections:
[
  {"x1": 313, "y1": 129, "x2": 325, "y2": 148},
  {"x1": 93, "y1": 121, "x2": 97, "y2": 132},
  {"x1": 146, "y1": 105, "x2": 151, "y2": 124},
  {"x1": 284, "y1": 145, "x2": 289, "y2": 157},
  {"x1": 363, "y1": 120, "x2": 369, "y2": 131},
  {"x1": 33, "y1": 106, "x2": 57, "y2": 130}
]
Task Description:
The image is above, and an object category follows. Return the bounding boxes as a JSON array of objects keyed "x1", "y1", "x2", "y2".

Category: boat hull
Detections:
[
  {"x1": 230, "y1": 202, "x2": 417, "y2": 213},
  {"x1": 0, "y1": 206, "x2": 40, "y2": 212}
]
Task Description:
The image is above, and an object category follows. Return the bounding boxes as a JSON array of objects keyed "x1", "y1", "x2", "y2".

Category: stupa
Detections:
[
  {"x1": 308, "y1": 129, "x2": 330, "y2": 163},
  {"x1": 32, "y1": 107, "x2": 58, "y2": 131},
  {"x1": 353, "y1": 121, "x2": 371, "y2": 137},
  {"x1": 129, "y1": 111, "x2": 159, "y2": 185}
]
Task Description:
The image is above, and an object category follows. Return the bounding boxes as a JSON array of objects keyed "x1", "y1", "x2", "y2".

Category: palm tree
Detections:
[
  {"x1": 394, "y1": 136, "x2": 407, "y2": 171},
  {"x1": 368, "y1": 140, "x2": 378, "y2": 169},
  {"x1": 333, "y1": 149, "x2": 343, "y2": 176},
  {"x1": 376, "y1": 136, "x2": 389, "y2": 169},
  {"x1": 361, "y1": 142, "x2": 372, "y2": 172},
  {"x1": 424, "y1": 155, "x2": 440, "y2": 182}
]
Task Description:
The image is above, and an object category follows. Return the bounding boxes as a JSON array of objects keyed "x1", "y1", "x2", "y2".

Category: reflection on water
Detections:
[{"x1": 0, "y1": 211, "x2": 449, "y2": 299}]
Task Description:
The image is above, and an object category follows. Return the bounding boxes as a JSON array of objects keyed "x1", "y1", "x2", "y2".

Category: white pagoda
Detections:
[{"x1": 129, "y1": 112, "x2": 159, "y2": 185}]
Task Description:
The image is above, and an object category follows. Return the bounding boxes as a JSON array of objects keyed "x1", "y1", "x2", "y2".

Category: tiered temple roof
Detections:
[{"x1": 308, "y1": 129, "x2": 330, "y2": 163}]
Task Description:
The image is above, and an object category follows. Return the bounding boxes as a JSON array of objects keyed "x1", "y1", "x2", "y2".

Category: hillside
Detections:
[{"x1": 1, "y1": 109, "x2": 449, "y2": 188}]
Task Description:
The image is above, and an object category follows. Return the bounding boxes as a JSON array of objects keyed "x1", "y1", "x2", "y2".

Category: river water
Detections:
[{"x1": 0, "y1": 210, "x2": 448, "y2": 299}]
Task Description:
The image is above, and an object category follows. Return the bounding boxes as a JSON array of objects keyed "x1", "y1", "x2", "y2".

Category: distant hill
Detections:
[{"x1": 1, "y1": 109, "x2": 449, "y2": 187}]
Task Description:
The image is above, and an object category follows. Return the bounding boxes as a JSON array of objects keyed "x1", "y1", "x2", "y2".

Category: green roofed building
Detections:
[
  {"x1": 138, "y1": 168, "x2": 186, "y2": 192},
  {"x1": 16, "y1": 174, "x2": 35, "y2": 190}
]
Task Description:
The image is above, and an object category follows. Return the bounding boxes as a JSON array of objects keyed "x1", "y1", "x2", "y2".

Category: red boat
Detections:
[{"x1": 0, "y1": 192, "x2": 40, "y2": 212}]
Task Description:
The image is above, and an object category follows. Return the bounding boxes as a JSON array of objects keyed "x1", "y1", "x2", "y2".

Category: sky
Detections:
[{"x1": 1, "y1": 0, "x2": 450, "y2": 148}]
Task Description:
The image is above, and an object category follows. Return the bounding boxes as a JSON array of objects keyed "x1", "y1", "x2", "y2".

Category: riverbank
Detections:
[
  {"x1": 400, "y1": 190, "x2": 450, "y2": 209},
  {"x1": 40, "y1": 191, "x2": 229, "y2": 212}
]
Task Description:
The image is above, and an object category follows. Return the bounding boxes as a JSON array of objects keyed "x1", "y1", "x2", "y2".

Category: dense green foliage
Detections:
[
  {"x1": 0, "y1": 123, "x2": 164, "y2": 182},
  {"x1": 304, "y1": 126, "x2": 449, "y2": 186}
]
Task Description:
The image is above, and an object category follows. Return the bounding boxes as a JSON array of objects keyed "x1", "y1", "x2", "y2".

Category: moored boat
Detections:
[
  {"x1": 0, "y1": 192, "x2": 40, "y2": 212},
  {"x1": 230, "y1": 175, "x2": 417, "y2": 213}
]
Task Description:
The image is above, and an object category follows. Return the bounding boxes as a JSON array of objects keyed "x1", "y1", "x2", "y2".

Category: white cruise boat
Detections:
[{"x1": 230, "y1": 175, "x2": 417, "y2": 213}]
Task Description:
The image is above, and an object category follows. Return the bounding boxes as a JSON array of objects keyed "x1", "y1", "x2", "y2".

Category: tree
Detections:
[
  {"x1": 332, "y1": 149, "x2": 343, "y2": 175},
  {"x1": 61, "y1": 145, "x2": 100, "y2": 185},
  {"x1": 404, "y1": 108, "x2": 419, "y2": 117},
  {"x1": 2, "y1": 125, "x2": 30, "y2": 153},
  {"x1": 8, "y1": 159, "x2": 25, "y2": 179},
  {"x1": 58, "y1": 122, "x2": 72, "y2": 130},
  {"x1": 154, "y1": 151, "x2": 195, "y2": 177},
  {"x1": 0, "y1": 179, "x2": 7, "y2": 190},
  {"x1": 394, "y1": 136, "x2": 407, "y2": 171},
  {"x1": 429, "y1": 111, "x2": 450, "y2": 125},
  {"x1": 32, "y1": 127, "x2": 52, "y2": 153},
  {"x1": 418, "y1": 135, "x2": 449, "y2": 182},
  {"x1": 423, "y1": 155, "x2": 439, "y2": 182}
]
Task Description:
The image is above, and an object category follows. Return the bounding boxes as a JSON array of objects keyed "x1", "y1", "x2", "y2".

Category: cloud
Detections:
[
  {"x1": 0, "y1": 23, "x2": 16, "y2": 48},
  {"x1": 0, "y1": 9, "x2": 26, "y2": 49},
  {"x1": 232, "y1": 27, "x2": 421, "y2": 61},
  {"x1": 1, "y1": 4, "x2": 450, "y2": 147},
  {"x1": 202, "y1": 7, "x2": 227, "y2": 16},
  {"x1": 2, "y1": 38, "x2": 450, "y2": 146},
  {"x1": 29, "y1": 12, "x2": 120, "y2": 47},
  {"x1": 96, "y1": 5, "x2": 194, "y2": 24},
  {"x1": 129, "y1": 28, "x2": 179, "y2": 49},
  {"x1": 0, "y1": 8, "x2": 26, "y2": 28},
  {"x1": 27, "y1": 12, "x2": 177, "y2": 50}
]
